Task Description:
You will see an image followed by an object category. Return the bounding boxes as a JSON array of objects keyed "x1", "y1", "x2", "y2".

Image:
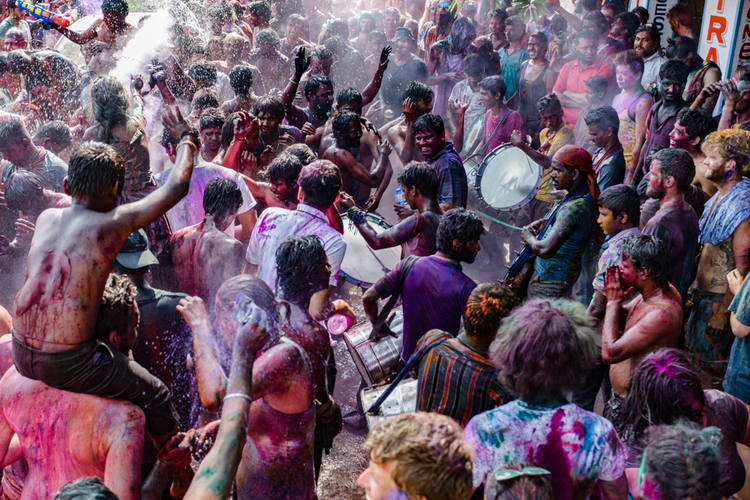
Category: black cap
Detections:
[
  {"x1": 392, "y1": 27, "x2": 415, "y2": 43},
  {"x1": 115, "y1": 229, "x2": 159, "y2": 270}
]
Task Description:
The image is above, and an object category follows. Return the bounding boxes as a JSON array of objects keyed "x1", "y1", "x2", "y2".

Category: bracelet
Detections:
[
  {"x1": 347, "y1": 207, "x2": 367, "y2": 226},
  {"x1": 178, "y1": 138, "x2": 197, "y2": 154},
  {"x1": 289, "y1": 77, "x2": 300, "y2": 85},
  {"x1": 234, "y1": 134, "x2": 247, "y2": 143},
  {"x1": 224, "y1": 392, "x2": 253, "y2": 403}
]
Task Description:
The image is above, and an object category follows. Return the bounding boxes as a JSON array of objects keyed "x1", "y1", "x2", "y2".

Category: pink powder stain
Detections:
[
  {"x1": 255, "y1": 214, "x2": 278, "y2": 240},
  {"x1": 532, "y1": 409, "x2": 575, "y2": 500}
]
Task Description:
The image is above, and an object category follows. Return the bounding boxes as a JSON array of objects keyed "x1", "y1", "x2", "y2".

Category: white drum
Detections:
[
  {"x1": 361, "y1": 377, "x2": 418, "y2": 429},
  {"x1": 476, "y1": 143, "x2": 544, "y2": 213},
  {"x1": 340, "y1": 213, "x2": 402, "y2": 287}
]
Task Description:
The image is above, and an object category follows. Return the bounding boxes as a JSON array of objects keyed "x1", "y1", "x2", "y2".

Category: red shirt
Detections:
[{"x1": 553, "y1": 59, "x2": 614, "y2": 126}]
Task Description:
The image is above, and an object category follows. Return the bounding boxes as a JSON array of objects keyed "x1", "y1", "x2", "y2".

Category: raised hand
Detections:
[
  {"x1": 510, "y1": 129, "x2": 525, "y2": 147},
  {"x1": 259, "y1": 145, "x2": 275, "y2": 167},
  {"x1": 233, "y1": 111, "x2": 256, "y2": 140},
  {"x1": 234, "y1": 301, "x2": 271, "y2": 358},
  {"x1": 402, "y1": 97, "x2": 417, "y2": 122},
  {"x1": 131, "y1": 73, "x2": 145, "y2": 94},
  {"x1": 240, "y1": 150, "x2": 258, "y2": 176},
  {"x1": 176, "y1": 296, "x2": 211, "y2": 330},
  {"x1": 377, "y1": 138, "x2": 392, "y2": 156},
  {"x1": 162, "y1": 105, "x2": 191, "y2": 141},
  {"x1": 301, "y1": 122, "x2": 317, "y2": 136},
  {"x1": 379, "y1": 46, "x2": 392, "y2": 71},
  {"x1": 454, "y1": 95, "x2": 471, "y2": 116},
  {"x1": 720, "y1": 80, "x2": 741, "y2": 107},
  {"x1": 604, "y1": 265, "x2": 634, "y2": 303},
  {"x1": 294, "y1": 46, "x2": 312, "y2": 79}
]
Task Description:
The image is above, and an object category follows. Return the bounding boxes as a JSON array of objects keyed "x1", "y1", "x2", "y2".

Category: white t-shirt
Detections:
[
  {"x1": 154, "y1": 162, "x2": 255, "y2": 237},
  {"x1": 245, "y1": 204, "x2": 346, "y2": 290}
]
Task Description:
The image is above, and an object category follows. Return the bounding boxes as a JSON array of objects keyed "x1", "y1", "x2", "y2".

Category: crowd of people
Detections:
[{"x1": 0, "y1": 0, "x2": 750, "y2": 498}]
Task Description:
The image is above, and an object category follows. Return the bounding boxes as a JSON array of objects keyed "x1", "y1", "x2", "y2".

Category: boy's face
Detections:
[
  {"x1": 598, "y1": 206, "x2": 621, "y2": 235},
  {"x1": 587, "y1": 124, "x2": 610, "y2": 149}
]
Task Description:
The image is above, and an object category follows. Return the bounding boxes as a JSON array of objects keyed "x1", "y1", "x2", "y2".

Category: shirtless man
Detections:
[
  {"x1": 668, "y1": 108, "x2": 716, "y2": 196},
  {"x1": 686, "y1": 129, "x2": 750, "y2": 382},
  {"x1": 602, "y1": 234, "x2": 683, "y2": 414},
  {"x1": 52, "y1": 0, "x2": 135, "y2": 75},
  {"x1": 275, "y1": 236, "x2": 342, "y2": 480},
  {"x1": 340, "y1": 161, "x2": 442, "y2": 257},
  {"x1": 381, "y1": 81, "x2": 434, "y2": 163},
  {"x1": 11, "y1": 106, "x2": 196, "y2": 447},
  {"x1": 177, "y1": 276, "x2": 316, "y2": 500},
  {"x1": 322, "y1": 110, "x2": 392, "y2": 208},
  {"x1": 0, "y1": 274, "x2": 190, "y2": 500},
  {"x1": 220, "y1": 65, "x2": 259, "y2": 116},
  {"x1": 170, "y1": 178, "x2": 245, "y2": 313}
]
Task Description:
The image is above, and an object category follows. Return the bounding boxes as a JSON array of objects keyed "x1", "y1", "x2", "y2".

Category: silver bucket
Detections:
[{"x1": 343, "y1": 310, "x2": 404, "y2": 386}]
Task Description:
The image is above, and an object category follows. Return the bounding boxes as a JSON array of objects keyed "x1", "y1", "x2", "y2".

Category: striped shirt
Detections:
[{"x1": 416, "y1": 330, "x2": 509, "y2": 427}]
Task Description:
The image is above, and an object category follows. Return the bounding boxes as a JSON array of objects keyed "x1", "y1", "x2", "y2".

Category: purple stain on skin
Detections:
[{"x1": 533, "y1": 409, "x2": 575, "y2": 500}]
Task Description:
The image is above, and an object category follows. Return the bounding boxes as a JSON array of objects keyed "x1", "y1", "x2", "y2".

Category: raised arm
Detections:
[
  {"x1": 361, "y1": 47, "x2": 391, "y2": 107},
  {"x1": 510, "y1": 129, "x2": 551, "y2": 169},
  {"x1": 453, "y1": 95, "x2": 471, "y2": 155},
  {"x1": 281, "y1": 47, "x2": 311, "y2": 125},
  {"x1": 53, "y1": 18, "x2": 99, "y2": 45},
  {"x1": 222, "y1": 112, "x2": 261, "y2": 175},
  {"x1": 400, "y1": 98, "x2": 419, "y2": 163}
]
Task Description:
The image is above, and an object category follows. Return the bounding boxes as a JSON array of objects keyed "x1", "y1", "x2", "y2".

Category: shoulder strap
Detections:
[
  {"x1": 479, "y1": 107, "x2": 512, "y2": 157},
  {"x1": 372, "y1": 255, "x2": 420, "y2": 330}
]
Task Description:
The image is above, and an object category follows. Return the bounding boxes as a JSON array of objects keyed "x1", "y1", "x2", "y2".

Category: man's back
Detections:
[{"x1": 0, "y1": 368, "x2": 145, "y2": 500}]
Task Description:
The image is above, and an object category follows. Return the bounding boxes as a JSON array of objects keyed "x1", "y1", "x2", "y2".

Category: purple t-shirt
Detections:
[
  {"x1": 374, "y1": 256, "x2": 477, "y2": 362},
  {"x1": 484, "y1": 108, "x2": 526, "y2": 152}
]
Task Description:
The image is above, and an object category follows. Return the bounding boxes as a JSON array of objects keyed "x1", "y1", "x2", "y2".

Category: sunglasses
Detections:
[
  {"x1": 439, "y1": 3, "x2": 451, "y2": 8},
  {"x1": 492, "y1": 466, "x2": 551, "y2": 482}
]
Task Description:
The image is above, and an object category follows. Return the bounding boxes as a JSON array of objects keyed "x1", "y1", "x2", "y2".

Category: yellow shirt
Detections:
[{"x1": 535, "y1": 124, "x2": 575, "y2": 202}]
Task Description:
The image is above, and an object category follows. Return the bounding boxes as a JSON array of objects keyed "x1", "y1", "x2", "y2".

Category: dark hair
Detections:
[
  {"x1": 303, "y1": 74, "x2": 334, "y2": 101},
  {"x1": 601, "y1": 3, "x2": 620, "y2": 15},
  {"x1": 203, "y1": 178, "x2": 243, "y2": 216},
  {"x1": 413, "y1": 114, "x2": 445, "y2": 137},
  {"x1": 632, "y1": 6, "x2": 649, "y2": 23},
  {"x1": 247, "y1": 1, "x2": 272, "y2": 21},
  {"x1": 464, "y1": 283, "x2": 518, "y2": 339},
  {"x1": 319, "y1": 19, "x2": 349, "y2": 44},
  {"x1": 529, "y1": 31, "x2": 548, "y2": 48},
  {"x1": 666, "y1": 3, "x2": 692, "y2": 29},
  {"x1": 653, "y1": 148, "x2": 695, "y2": 193},
  {"x1": 676, "y1": 107, "x2": 715, "y2": 143},
  {"x1": 666, "y1": 35, "x2": 700, "y2": 63},
  {"x1": 206, "y1": 5, "x2": 228, "y2": 25},
  {"x1": 644, "y1": 145, "x2": 665, "y2": 169},
  {"x1": 95, "y1": 273, "x2": 137, "y2": 340},
  {"x1": 4, "y1": 169, "x2": 44, "y2": 212},
  {"x1": 275, "y1": 235, "x2": 328, "y2": 299},
  {"x1": 188, "y1": 60, "x2": 218, "y2": 86},
  {"x1": 161, "y1": 125, "x2": 201, "y2": 150},
  {"x1": 642, "y1": 424, "x2": 722, "y2": 500},
  {"x1": 574, "y1": 29, "x2": 599, "y2": 44},
  {"x1": 478, "y1": 75, "x2": 506, "y2": 98},
  {"x1": 504, "y1": 15, "x2": 524, "y2": 30},
  {"x1": 221, "y1": 112, "x2": 241, "y2": 150},
  {"x1": 537, "y1": 93, "x2": 562, "y2": 115},
  {"x1": 90, "y1": 75, "x2": 129, "y2": 142},
  {"x1": 635, "y1": 23, "x2": 660, "y2": 47},
  {"x1": 579, "y1": 0, "x2": 599, "y2": 13},
  {"x1": 215, "y1": 275, "x2": 280, "y2": 329},
  {"x1": 614, "y1": 348, "x2": 707, "y2": 444},
  {"x1": 283, "y1": 143, "x2": 316, "y2": 165},
  {"x1": 598, "y1": 184, "x2": 640, "y2": 226},
  {"x1": 53, "y1": 477, "x2": 119, "y2": 500},
  {"x1": 402, "y1": 81, "x2": 433, "y2": 103},
  {"x1": 620, "y1": 234, "x2": 671, "y2": 286},
  {"x1": 613, "y1": 49, "x2": 644, "y2": 77},
  {"x1": 397, "y1": 161, "x2": 439, "y2": 200},
  {"x1": 615, "y1": 12, "x2": 640, "y2": 39},
  {"x1": 332, "y1": 109, "x2": 361, "y2": 136},
  {"x1": 488, "y1": 8, "x2": 508, "y2": 22},
  {"x1": 67, "y1": 142, "x2": 125, "y2": 199},
  {"x1": 267, "y1": 154, "x2": 303, "y2": 185},
  {"x1": 384, "y1": 6, "x2": 400, "y2": 18},
  {"x1": 582, "y1": 11, "x2": 608, "y2": 34},
  {"x1": 337, "y1": 87, "x2": 363, "y2": 108},
  {"x1": 462, "y1": 53, "x2": 484, "y2": 77},
  {"x1": 199, "y1": 107, "x2": 226, "y2": 131},
  {"x1": 255, "y1": 27, "x2": 281, "y2": 49},
  {"x1": 297, "y1": 159, "x2": 341, "y2": 207},
  {"x1": 436, "y1": 208, "x2": 485, "y2": 255},
  {"x1": 0, "y1": 52, "x2": 8, "y2": 74},
  {"x1": 7, "y1": 49, "x2": 31, "y2": 74},
  {"x1": 32, "y1": 120, "x2": 72, "y2": 151},
  {"x1": 584, "y1": 105, "x2": 620, "y2": 134},
  {"x1": 550, "y1": 13, "x2": 567, "y2": 35},
  {"x1": 369, "y1": 29, "x2": 386, "y2": 43},
  {"x1": 0, "y1": 117, "x2": 31, "y2": 145},
  {"x1": 191, "y1": 89, "x2": 220, "y2": 111},
  {"x1": 229, "y1": 64, "x2": 253, "y2": 94},
  {"x1": 253, "y1": 96, "x2": 285, "y2": 120},
  {"x1": 659, "y1": 59, "x2": 690, "y2": 84},
  {"x1": 324, "y1": 35, "x2": 350, "y2": 57},
  {"x1": 101, "y1": 0, "x2": 128, "y2": 14},
  {"x1": 584, "y1": 74, "x2": 609, "y2": 95},
  {"x1": 287, "y1": 13, "x2": 306, "y2": 26},
  {"x1": 490, "y1": 298, "x2": 596, "y2": 402}
]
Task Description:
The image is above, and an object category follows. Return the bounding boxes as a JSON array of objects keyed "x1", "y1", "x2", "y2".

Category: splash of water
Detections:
[{"x1": 109, "y1": 10, "x2": 173, "y2": 87}]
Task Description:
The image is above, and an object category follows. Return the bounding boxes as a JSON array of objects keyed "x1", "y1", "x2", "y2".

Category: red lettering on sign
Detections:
[
  {"x1": 718, "y1": 0, "x2": 724, "y2": 10},
  {"x1": 741, "y1": 42, "x2": 750, "y2": 60},
  {"x1": 706, "y1": 15, "x2": 727, "y2": 44},
  {"x1": 706, "y1": 47, "x2": 719, "y2": 63},
  {"x1": 744, "y1": 24, "x2": 750, "y2": 39}
]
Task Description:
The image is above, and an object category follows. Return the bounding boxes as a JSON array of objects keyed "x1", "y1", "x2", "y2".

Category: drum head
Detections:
[
  {"x1": 340, "y1": 213, "x2": 402, "y2": 287},
  {"x1": 476, "y1": 144, "x2": 543, "y2": 212}
]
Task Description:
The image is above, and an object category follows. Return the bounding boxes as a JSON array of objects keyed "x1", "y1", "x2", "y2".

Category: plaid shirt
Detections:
[{"x1": 416, "y1": 330, "x2": 509, "y2": 427}]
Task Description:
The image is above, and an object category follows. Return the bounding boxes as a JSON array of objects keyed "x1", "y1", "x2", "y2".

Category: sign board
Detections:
[
  {"x1": 698, "y1": 0, "x2": 744, "y2": 75},
  {"x1": 626, "y1": 0, "x2": 679, "y2": 47},
  {"x1": 729, "y1": 0, "x2": 750, "y2": 74}
]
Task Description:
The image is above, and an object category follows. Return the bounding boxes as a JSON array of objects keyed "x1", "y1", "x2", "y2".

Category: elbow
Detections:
[{"x1": 200, "y1": 391, "x2": 224, "y2": 412}]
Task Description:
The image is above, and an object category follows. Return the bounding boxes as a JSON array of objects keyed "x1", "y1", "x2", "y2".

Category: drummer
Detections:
[{"x1": 339, "y1": 162, "x2": 442, "y2": 258}]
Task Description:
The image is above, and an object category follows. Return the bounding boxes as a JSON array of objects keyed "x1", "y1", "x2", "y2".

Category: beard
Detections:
[
  {"x1": 646, "y1": 179, "x2": 666, "y2": 199},
  {"x1": 437, "y1": 12, "x2": 453, "y2": 34},
  {"x1": 705, "y1": 162, "x2": 731, "y2": 182}
]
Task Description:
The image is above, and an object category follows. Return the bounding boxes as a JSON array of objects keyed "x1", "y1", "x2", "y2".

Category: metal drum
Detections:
[
  {"x1": 361, "y1": 377, "x2": 418, "y2": 429},
  {"x1": 343, "y1": 310, "x2": 404, "y2": 385},
  {"x1": 476, "y1": 143, "x2": 543, "y2": 213},
  {"x1": 339, "y1": 212, "x2": 402, "y2": 287}
]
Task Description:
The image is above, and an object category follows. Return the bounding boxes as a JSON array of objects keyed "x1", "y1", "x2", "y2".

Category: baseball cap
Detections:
[
  {"x1": 115, "y1": 229, "x2": 159, "y2": 270},
  {"x1": 392, "y1": 27, "x2": 415, "y2": 43}
]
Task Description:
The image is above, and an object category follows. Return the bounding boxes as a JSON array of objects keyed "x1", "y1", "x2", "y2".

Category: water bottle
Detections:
[
  {"x1": 327, "y1": 313, "x2": 355, "y2": 336},
  {"x1": 395, "y1": 186, "x2": 407, "y2": 206}
]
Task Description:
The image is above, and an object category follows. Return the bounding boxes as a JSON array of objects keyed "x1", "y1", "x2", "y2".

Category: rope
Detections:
[{"x1": 474, "y1": 210, "x2": 523, "y2": 231}]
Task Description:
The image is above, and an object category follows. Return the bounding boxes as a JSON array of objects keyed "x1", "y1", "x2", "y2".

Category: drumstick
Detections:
[
  {"x1": 349, "y1": 198, "x2": 393, "y2": 273},
  {"x1": 474, "y1": 210, "x2": 523, "y2": 231}
]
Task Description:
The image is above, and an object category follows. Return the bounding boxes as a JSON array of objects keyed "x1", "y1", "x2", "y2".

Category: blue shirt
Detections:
[
  {"x1": 499, "y1": 47, "x2": 529, "y2": 101},
  {"x1": 726, "y1": 277, "x2": 750, "y2": 403},
  {"x1": 429, "y1": 142, "x2": 468, "y2": 208}
]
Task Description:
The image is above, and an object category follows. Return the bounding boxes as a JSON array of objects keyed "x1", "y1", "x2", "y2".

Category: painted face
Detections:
[
  {"x1": 587, "y1": 124, "x2": 611, "y2": 149},
  {"x1": 310, "y1": 83, "x2": 334, "y2": 114},
  {"x1": 456, "y1": 237, "x2": 481, "y2": 263},
  {"x1": 256, "y1": 111, "x2": 281, "y2": 137},
  {"x1": 619, "y1": 254, "x2": 639, "y2": 287},
  {"x1": 616, "y1": 64, "x2": 640, "y2": 90},
  {"x1": 703, "y1": 151, "x2": 735, "y2": 183},
  {"x1": 660, "y1": 78, "x2": 684, "y2": 102},
  {"x1": 527, "y1": 37, "x2": 545, "y2": 59},
  {"x1": 340, "y1": 101, "x2": 363, "y2": 116},
  {"x1": 505, "y1": 22, "x2": 523, "y2": 43},
  {"x1": 489, "y1": 17, "x2": 505, "y2": 37},
  {"x1": 369, "y1": 36, "x2": 387, "y2": 56},
  {"x1": 601, "y1": 7, "x2": 616, "y2": 24},
  {"x1": 540, "y1": 111, "x2": 562, "y2": 132},
  {"x1": 311, "y1": 57, "x2": 332, "y2": 76},
  {"x1": 337, "y1": 120, "x2": 363, "y2": 149},
  {"x1": 415, "y1": 94, "x2": 434, "y2": 116},
  {"x1": 286, "y1": 22, "x2": 304, "y2": 40},
  {"x1": 4, "y1": 34, "x2": 26, "y2": 51},
  {"x1": 466, "y1": 71, "x2": 483, "y2": 87},
  {"x1": 357, "y1": 459, "x2": 399, "y2": 500},
  {"x1": 200, "y1": 126, "x2": 222, "y2": 153},
  {"x1": 609, "y1": 17, "x2": 624, "y2": 37},
  {"x1": 646, "y1": 160, "x2": 667, "y2": 199},
  {"x1": 415, "y1": 128, "x2": 444, "y2": 158},
  {"x1": 550, "y1": 157, "x2": 575, "y2": 191},
  {"x1": 597, "y1": 207, "x2": 620, "y2": 235},
  {"x1": 479, "y1": 88, "x2": 500, "y2": 108},
  {"x1": 634, "y1": 31, "x2": 657, "y2": 59},
  {"x1": 576, "y1": 37, "x2": 598, "y2": 66},
  {"x1": 584, "y1": 84, "x2": 599, "y2": 104},
  {"x1": 669, "y1": 120, "x2": 691, "y2": 149}
]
